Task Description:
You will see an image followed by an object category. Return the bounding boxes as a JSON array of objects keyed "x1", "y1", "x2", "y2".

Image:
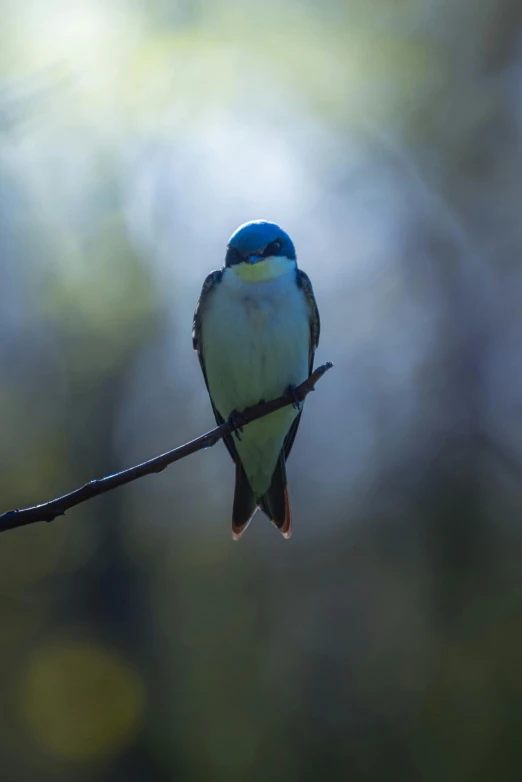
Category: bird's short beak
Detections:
[{"x1": 247, "y1": 254, "x2": 263, "y2": 264}]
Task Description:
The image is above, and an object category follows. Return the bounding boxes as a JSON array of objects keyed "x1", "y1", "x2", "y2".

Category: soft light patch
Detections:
[
  {"x1": 232, "y1": 255, "x2": 295, "y2": 283},
  {"x1": 22, "y1": 638, "x2": 145, "y2": 761}
]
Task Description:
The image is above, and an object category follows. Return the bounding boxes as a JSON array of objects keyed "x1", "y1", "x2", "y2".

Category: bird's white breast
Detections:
[{"x1": 201, "y1": 258, "x2": 310, "y2": 495}]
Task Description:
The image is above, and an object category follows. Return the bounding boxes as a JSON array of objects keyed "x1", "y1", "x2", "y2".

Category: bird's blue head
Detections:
[{"x1": 225, "y1": 220, "x2": 297, "y2": 282}]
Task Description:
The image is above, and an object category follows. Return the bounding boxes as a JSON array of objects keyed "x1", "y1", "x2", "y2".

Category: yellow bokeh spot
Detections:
[{"x1": 22, "y1": 638, "x2": 146, "y2": 762}]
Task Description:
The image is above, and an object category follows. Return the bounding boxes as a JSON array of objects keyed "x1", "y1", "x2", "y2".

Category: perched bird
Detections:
[{"x1": 193, "y1": 220, "x2": 320, "y2": 540}]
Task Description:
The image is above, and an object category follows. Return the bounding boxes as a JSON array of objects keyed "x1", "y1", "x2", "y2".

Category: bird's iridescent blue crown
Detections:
[{"x1": 225, "y1": 220, "x2": 296, "y2": 267}]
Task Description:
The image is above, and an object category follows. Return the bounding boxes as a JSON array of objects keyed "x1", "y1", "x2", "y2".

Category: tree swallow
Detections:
[{"x1": 193, "y1": 220, "x2": 320, "y2": 540}]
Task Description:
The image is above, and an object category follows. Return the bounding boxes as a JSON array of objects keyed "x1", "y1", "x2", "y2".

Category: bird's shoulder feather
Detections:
[
  {"x1": 296, "y1": 269, "x2": 320, "y2": 370},
  {"x1": 192, "y1": 268, "x2": 223, "y2": 352}
]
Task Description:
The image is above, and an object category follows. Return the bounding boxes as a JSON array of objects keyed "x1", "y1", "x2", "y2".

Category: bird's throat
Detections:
[{"x1": 232, "y1": 255, "x2": 295, "y2": 283}]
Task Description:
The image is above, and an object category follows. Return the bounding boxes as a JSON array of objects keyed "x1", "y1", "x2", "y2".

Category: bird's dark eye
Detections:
[
  {"x1": 225, "y1": 246, "x2": 243, "y2": 266},
  {"x1": 264, "y1": 239, "x2": 283, "y2": 256}
]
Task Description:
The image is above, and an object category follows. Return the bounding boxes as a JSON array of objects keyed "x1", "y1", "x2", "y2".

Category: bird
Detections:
[{"x1": 193, "y1": 220, "x2": 320, "y2": 540}]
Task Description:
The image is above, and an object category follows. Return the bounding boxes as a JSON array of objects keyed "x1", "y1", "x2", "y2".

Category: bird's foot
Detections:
[
  {"x1": 285, "y1": 384, "x2": 303, "y2": 411},
  {"x1": 228, "y1": 409, "x2": 248, "y2": 441}
]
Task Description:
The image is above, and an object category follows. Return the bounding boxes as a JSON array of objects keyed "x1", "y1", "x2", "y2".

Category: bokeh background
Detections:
[{"x1": 1, "y1": 0, "x2": 522, "y2": 779}]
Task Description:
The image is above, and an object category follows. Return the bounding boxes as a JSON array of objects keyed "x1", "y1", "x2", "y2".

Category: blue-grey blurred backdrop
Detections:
[{"x1": 1, "y1": 0, "x2": 522, "y2": 779}]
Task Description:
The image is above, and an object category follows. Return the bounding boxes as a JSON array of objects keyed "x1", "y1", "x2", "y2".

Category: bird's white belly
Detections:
[{"x1": 201, "y1": 268, "x2": 310, "y2": 495}]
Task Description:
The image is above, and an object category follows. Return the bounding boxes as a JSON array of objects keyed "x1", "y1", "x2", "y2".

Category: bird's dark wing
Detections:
[
  {"x1": 192, "y1": 269, "x2": 222, "y2": 354},
  {"x1": 297, "y1": 269, "x2": 320, "y2": 373},
  {"x1": 283, "y1": 269, "x2": 321, "y2": 460},
  {"x1": 193, "y1": 269, "x2": 239, "y2": 464}
]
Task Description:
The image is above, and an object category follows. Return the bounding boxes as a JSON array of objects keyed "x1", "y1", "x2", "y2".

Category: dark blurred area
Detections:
[{"x1": 1, "y1": 0, "x2": 522, "y2": 779}]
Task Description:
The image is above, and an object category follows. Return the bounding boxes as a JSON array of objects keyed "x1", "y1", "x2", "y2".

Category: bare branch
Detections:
[{"x1": 0, "y1": 362, "x2": 333, "y2": 533}]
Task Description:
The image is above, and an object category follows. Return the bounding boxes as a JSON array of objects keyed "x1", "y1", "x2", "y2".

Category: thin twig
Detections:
[{"x1": 0, "y1": 362, "x2": 333, "y2": 533}]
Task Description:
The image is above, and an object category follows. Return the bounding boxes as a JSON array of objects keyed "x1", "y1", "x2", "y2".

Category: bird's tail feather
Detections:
[
  {"x1": 259, "y1": 455, "x2": 293, "y2": 539},
  {"x1": 231, "y1": 462, "x2": 257, "y2": 541}
]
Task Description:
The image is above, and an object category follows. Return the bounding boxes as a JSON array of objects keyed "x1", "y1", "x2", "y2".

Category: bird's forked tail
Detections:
[{"x1": 232, "y1": 455, "x2": 292, "y2": 540}]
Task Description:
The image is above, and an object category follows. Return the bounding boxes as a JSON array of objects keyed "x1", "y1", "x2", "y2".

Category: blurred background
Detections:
[{"x1": 1, "y1": 0, "x2": 522, "y2": 778}]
